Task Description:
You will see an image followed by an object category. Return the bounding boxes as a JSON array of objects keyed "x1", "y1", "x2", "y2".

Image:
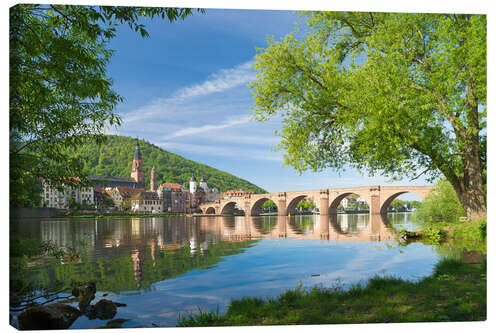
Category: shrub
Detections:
[{"x1": 416, "y1": 179, "x2": 465, "y2": 223}]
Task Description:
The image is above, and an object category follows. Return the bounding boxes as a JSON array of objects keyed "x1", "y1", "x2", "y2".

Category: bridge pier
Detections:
[
  {"x1": 319, "y1": 214, "x2": 329, "y2": 239},
  {"x1": 277, "y1": 192, "x2": 287, "y2": 216},
  {"x1": 368, "y1": 186, "x2": 381, "y2": 215},
  {"x1": 319, "y1": 189, "x2": 329, "y2": 215},
  {"x1": 278, "y1": 215, "x2": 287, "y2": 237},
  {"x1": 244, "y1": 201, "x2": 251, "y2": 216}
]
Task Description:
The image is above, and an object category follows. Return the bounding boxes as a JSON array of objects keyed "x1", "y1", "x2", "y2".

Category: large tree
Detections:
[
  {"x1": 250, "y1": 12, "x2": 486, "y2": 220},
  {"x1": 10, "y1": 5, "x2": 202, "y2": 207}
]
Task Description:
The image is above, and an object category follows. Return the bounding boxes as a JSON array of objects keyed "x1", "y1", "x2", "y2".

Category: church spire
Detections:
[
  {"x1": 134, "y1": 139, "x2": 142, "y2": 161},
  {"x1": 131, "y1": 139, "x2": 145, "y2": 187}
]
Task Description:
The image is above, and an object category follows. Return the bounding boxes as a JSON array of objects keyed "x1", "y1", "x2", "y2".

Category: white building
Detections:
[
  {"x1": 199, "y1": 176, "x2": 209, "y2": 192},
  {"x1": 130, "y1": 191, "x2": 162, "y2": 214},
  {"x1": 41, "y1": 179, "x2": 94, "y2": 209},
  {"x1": 189, "y1": 175, "x2": 197, "y2": 194},
  {"x1": 189, "y1": 175, "x2": 220, "y2": 203}
]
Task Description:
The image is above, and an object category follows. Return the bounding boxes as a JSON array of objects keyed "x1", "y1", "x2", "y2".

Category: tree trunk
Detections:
[
  {"x1": 455, "y1": 182, "x2": 486, "y2": 221},
  {"x1": 452, "y1": 125, "x2": 487, "y2": 221}
]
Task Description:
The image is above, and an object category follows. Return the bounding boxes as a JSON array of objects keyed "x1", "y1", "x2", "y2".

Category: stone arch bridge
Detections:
[{"x1": 199, "y1": 185, "x2": 432, "y2": 216}]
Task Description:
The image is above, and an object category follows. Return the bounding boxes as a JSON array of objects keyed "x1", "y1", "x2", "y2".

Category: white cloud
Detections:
[
  {"x1": 192, "y1": 133, "x2": 281, "y2": 146},
  {"x1": 157, "y1": 141, "x2": 282, "y2": 162},
  {"x1": 172, "y1": 61, "x2": 255, "y2": 102},
  {"x1": 121, "y1": 60, "x2": 255, "y2": 123},
  {"x1": 163, "y1": 115, "x2": 252, "y2": 139}
]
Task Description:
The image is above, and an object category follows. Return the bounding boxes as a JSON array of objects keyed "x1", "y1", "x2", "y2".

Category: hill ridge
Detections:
[{"x1": 67, "y1": 135, "x2": 267, "y2": 193}]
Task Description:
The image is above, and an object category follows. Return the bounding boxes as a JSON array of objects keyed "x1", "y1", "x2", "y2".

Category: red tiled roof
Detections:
[
  {"x1": 116, "y1": 186, "x2": 145, "y2": 199},
  {"x1": 131, "y1": 191, "x2": 160, "y2": 200},
  {"x1": 159, "y1": 183, "x2": 186, "y2": 190}
]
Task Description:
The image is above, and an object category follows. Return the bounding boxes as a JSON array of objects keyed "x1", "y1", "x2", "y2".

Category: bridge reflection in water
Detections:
[
  {"x1": 17, "y1": 214, "x2": 398, "y2": 255},
  {"x1": 13, "y1": 213, "x2": 413, "y2": 294},
  {"x1": 212, "y1": 214, "x2": 394, "y2": 242}
]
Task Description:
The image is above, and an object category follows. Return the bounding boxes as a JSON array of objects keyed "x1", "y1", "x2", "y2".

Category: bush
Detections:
[
  {"x1": 479, "y1": 219, "x2": 486, "y2": 239},
  {"x1": 416, "y1": 179, "x2": 465, "y2": 223}
]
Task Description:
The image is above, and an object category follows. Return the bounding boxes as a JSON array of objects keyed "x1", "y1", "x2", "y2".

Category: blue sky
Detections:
[{"x1": 106, "y1": 8, "x2": 429, "y2": 197}]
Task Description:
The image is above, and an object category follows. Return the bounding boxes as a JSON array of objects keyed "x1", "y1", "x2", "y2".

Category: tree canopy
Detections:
[
  {"x1": 250, "y1": 12, "x2": 486, "y2": 220},
  {"x1": 10, "y1": 4, "x2": 203, "y2": 207}
]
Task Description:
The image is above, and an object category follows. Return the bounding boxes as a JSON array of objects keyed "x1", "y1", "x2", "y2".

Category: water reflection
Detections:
[
  {"x1": 11, "y1": 213, "x2": 462, "y2": 328},
  {"x1": 11, "y1": 213, "x2": 415, "y2": 295},
  {"x1": 14, "y1": 214, "x2": 403, "y2": 257}
]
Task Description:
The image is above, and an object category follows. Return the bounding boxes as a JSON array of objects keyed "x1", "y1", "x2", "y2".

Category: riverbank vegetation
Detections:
[
  {"x1": 398, "y1": 218, "x2": 486, "y2": 253},
  {"x1": 399, "y1": 178, "x2": 486, "y2": 250},
  {"x1": 416, "y1": 179, "x2": 465, "y2": 223},
  {"x1": 178, "y1": 258, "x2": 486, "y2": 326}
]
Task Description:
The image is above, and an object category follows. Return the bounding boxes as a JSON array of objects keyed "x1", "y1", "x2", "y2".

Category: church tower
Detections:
[
  {"x1": 130, "y1": 140, "x2": 145, "y2": 187},
  {"x1": 189, "y1": 174, "x2": 197, "y2": 194},
  {"x1": 150, "y1": 166, "x2": 157, "y2": 191},
  {"x1": 199, "y1": 176, "x2": 209, "y2": 192}
]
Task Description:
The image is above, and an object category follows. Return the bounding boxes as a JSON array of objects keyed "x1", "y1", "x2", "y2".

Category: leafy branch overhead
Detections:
[
  {"x1": 250, "y1": 12, "x2": 486, "y2": 220},
  {"x1": 9, "y1": 4, "x2": 203, "y2": 207}
]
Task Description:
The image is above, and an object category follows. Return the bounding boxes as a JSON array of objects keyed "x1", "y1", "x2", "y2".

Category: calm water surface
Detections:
[{"x1": 12, "y1": 213, "x2": 461, "y2": 328}]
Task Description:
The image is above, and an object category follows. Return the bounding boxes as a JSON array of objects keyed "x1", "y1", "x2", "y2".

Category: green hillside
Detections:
[{"x1": 66, "y1": 135, "x2": 267, "y2": 193}]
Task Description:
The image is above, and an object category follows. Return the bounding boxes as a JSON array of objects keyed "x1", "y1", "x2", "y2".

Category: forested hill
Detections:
[{"x1": 66, "y1": 135, "x2": 267, "y2": 193}]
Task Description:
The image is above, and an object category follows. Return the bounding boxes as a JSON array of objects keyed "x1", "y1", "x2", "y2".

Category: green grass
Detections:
[
  {"x1": 177, "y1": 258, "x2": 486, "y2": 326},
  {"x1": 399, "y1": 219, "x2": 486, "y2": 250}
]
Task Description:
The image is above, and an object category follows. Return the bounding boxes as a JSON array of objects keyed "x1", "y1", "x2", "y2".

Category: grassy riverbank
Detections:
[
  {"x1": 399, "y1": 219, "x2": 486, "y2": 252},
  {"x1": 178, "y1": 258, "x2": 486, "y2": 326}
]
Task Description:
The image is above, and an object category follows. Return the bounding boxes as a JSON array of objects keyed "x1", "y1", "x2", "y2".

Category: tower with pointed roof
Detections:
[
  {"x1": 199, "y1": 176, "x2": 209, "y2": 192},
  {"x1": 130, "y1": 140, "x2": 145, "y2": 187},
  {"x1": 189, "y1": 174, "x2": 197, "y2": 194},
  {"x1": 150, "y1": 166, "x2": 157, "y2": 191}
]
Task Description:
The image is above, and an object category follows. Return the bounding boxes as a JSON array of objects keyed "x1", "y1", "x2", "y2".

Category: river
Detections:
[{"x1": 10, "y1": 213, "x2": 464, "y2": 328}]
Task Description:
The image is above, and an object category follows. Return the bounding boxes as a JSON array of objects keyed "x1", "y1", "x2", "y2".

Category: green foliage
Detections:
[
  {"x1": 10, "y1": 236, "x2": 83, "y2": 297},
  {"x1": 388, "y1": 199, "x2": 420, "y2": 211},
  {"x1": 28, "y1": 240, "x2": 258, "y2": 294},
  {"x1": 445, "y1": 219, "x2": 487, "y2": 251},
  {"x1": 416, "y1": 179, "x2": 465, "y2": 223},
  {"x1": 389, "y1": 199, "x2": 406, "y2": 211},
  {"x1": 261, "y1": 200, "x2": 277, "y2": 210},
  {"x1": 250, "y1": 12, "x2": 486, "y2": 218},
  {"x1": 178, "y1": 258, "x2": 486, "y2": 326},
  {"x1": 479, "y1": 219, "x2": 486, "y2": 239},
  {"x1": 66, "y1": 135, "x2": 266, "y2": 193},
  {"x1": 297, "y1": 199, "x2": 316, "y2": 211},
  {"x1": 421, "y1": 227, "x2": 447, "y2": 244},
  {"x1": 9, "y1": 5, "x2": 202, "y2": 208}
]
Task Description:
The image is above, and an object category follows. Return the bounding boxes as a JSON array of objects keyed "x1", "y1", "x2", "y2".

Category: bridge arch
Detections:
[
  {"x1": 380, "y1": 191, "x2": 425, "y2": 214},
  {"x1": 329, "y1": 192, "x2": 370, "y2": 215},
  {"x1": 286, "y1": 194, "x2": 308, "y2": 215},
  {"x1": 205, "y1": 207, "x2": 216, "y2": 214},
  {"x1": 221, "y1": 201, "x2": 240, "y2": 215},
  {"x1": 250, "y1": 197, "x2": 277, "y2": 216}
]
